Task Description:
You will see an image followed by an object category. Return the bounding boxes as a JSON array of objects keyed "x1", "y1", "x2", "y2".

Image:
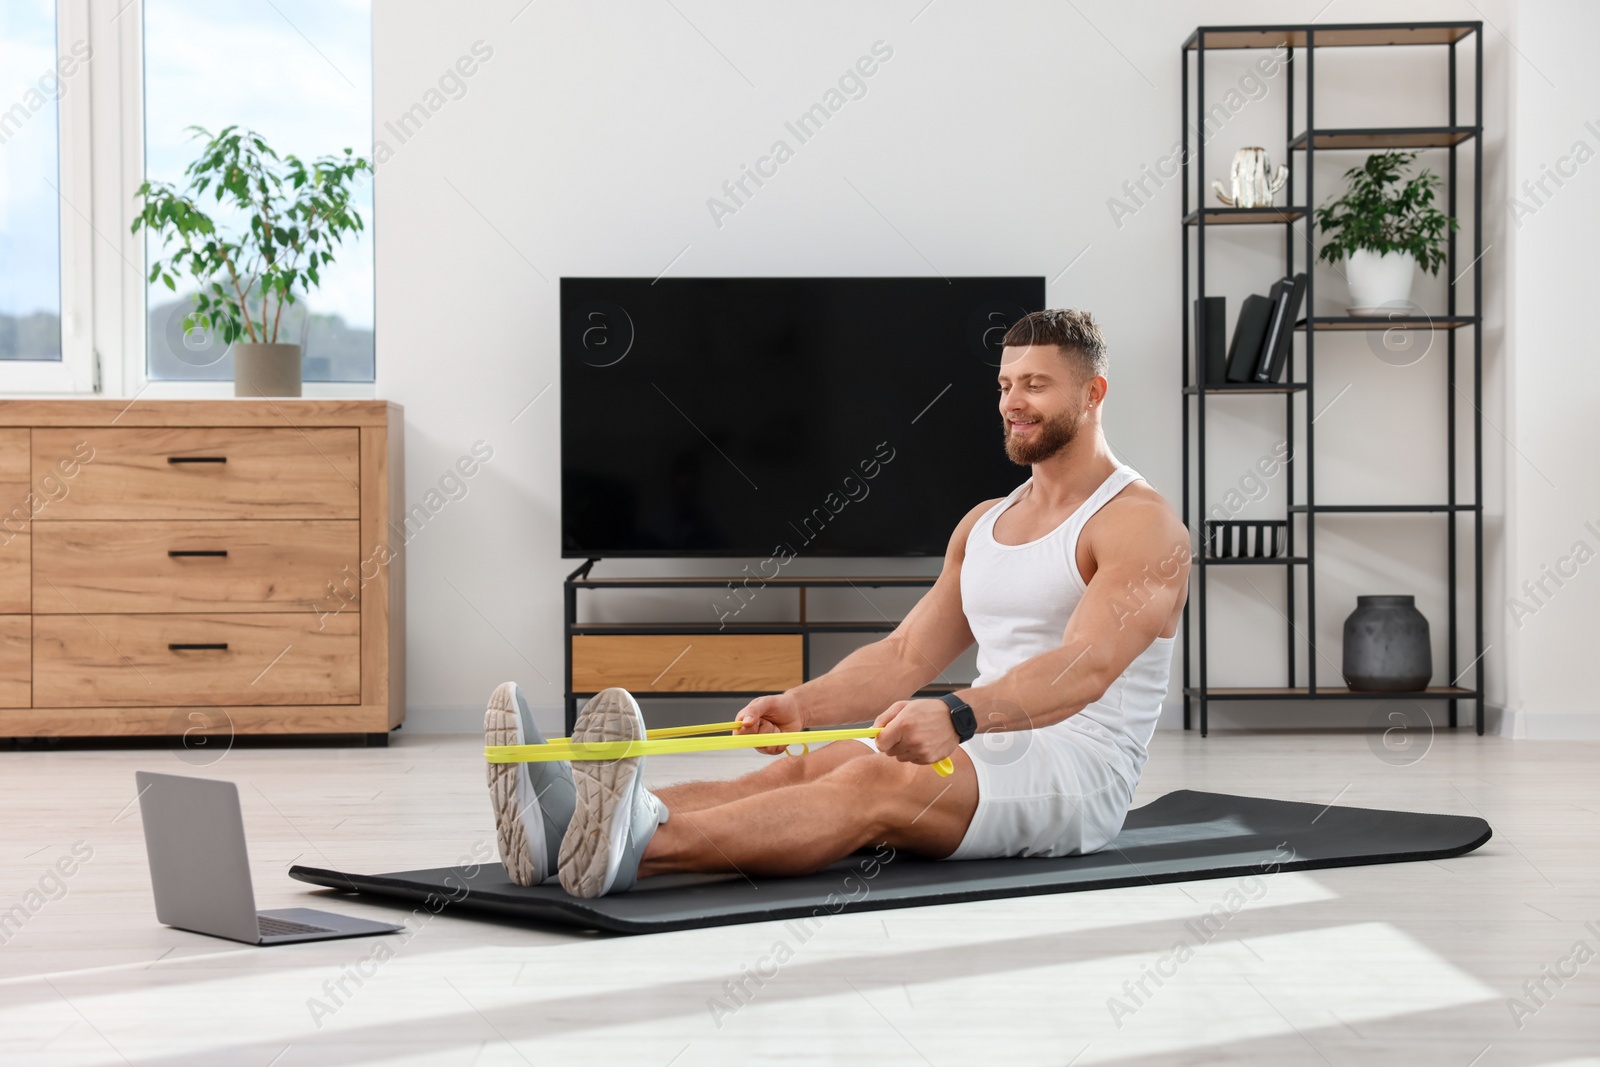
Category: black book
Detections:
[
  {"x1": 1225, "y1": 293, "x2": 1274, "y2": 382},
  {"x1": 1194, "y1": 296, "x2": 1226, "y2": 385},
  {"x1": 1253, "y1": 276, "x2": 1292, "y2": 382},
  {"x1": 1254, "y1": 272, "x2": 1308, "y2": 383}
]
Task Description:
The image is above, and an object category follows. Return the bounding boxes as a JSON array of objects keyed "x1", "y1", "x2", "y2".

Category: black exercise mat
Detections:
[{"x1": 288, "y1": 789, "x2": 1491, "y2": 935}]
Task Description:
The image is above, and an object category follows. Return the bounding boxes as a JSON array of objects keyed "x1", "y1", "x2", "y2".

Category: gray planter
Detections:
[
  {"x1": 233, "y1": 342, "x2": 303, "y2": 397},
  {"x1": 1341, "y1": 594, "x2": 1432, "y2": 692}
]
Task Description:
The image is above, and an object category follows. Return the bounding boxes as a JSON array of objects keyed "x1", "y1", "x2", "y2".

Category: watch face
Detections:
[
  {"x1": 953, "y1": 706, "x2": 977, "y2": 742},
  {"x1": 938, "y1": 693, "x2": 976, "y2": 741}
]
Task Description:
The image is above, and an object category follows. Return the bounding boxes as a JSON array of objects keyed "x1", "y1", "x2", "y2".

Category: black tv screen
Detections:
[{"x1": 561, "y1": 276, "x2": 1046, "y2": 558}]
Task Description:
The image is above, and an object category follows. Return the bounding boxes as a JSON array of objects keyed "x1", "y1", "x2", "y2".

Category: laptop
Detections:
[{"x1": 135, "y1": 770, "x2": 403, "y2": 945}]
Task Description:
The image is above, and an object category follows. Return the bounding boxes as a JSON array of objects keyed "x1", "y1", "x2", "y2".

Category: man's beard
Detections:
[{"x1": 1003, "y1": 406, "x2": 1082, "y2": 465}]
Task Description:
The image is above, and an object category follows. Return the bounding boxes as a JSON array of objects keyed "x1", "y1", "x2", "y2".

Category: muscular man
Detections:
[{"x1": 486, "y1": 308, "x2": 1191, "y2": 897}]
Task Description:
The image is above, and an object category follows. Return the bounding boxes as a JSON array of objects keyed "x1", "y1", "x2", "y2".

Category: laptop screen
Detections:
[{"x1": 135, "y1": 771, "x2": 262, "y2": 942}]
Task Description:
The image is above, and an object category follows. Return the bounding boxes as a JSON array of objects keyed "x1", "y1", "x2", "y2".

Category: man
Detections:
[{"x1": 486, "y1": 308, "x2": 1190, "y2": 897}]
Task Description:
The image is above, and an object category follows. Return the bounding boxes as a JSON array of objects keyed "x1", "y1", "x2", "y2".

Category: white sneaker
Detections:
[
  {"x1": 485, "y1": 681, "x2": 575, "y2": 886},
  {"x1": 557, "y1": 687, "x2": 669, "y2": 897}
]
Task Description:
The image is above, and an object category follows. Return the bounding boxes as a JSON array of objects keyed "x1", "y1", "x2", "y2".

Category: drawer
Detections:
[
  {"x1": 33, "y1": 520, "x2": 360, "y2": 613},
  {"x1": 570, "y1": 634, "x2": 802, "y2": 693},
  {"x1": 0, "y1": 428, "x2": 27, "y2": 484},
  {"x1": 0, "y1": 615, "x2": 27, "y2": 707},
  {"x1": 0, "y1": 429, "x2": 29, "y2": 612},
  {"x1": 33, "y1": 427, "x2": 359, "y2": 520},
  {"x1": 0, "y1": 525, "x2": 26, "y2": 614},
  {"x1": 0, "y1": 490, "x2": 27, "y2": 615},
  {"x1": 33, "y1": 613, "x2": 360, "y2": 707}
]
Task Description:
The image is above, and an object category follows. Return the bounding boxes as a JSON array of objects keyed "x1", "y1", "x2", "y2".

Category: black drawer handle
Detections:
[
  {"x1": 167, "y1": 550, "x2": 229, "y2": 558},
  {"x1": 168, "y1": 456, "x2": 228, "y2": 464},
  {"x1": 168, "y1": 643, "x2": 229, "y2": 651}
]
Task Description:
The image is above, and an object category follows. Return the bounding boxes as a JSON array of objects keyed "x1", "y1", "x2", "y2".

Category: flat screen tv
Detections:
[{"x1": 561, "y1": 276, "x2": 1046, "y2": 558}]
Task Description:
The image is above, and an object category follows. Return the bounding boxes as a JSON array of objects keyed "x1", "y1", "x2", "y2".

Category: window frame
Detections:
[
  {"x1": 0, "y1": 0, "x2": 376, "y2": 397},
  {"x1": 1, "y1": 0, "x2": 96, "y2": 393}
]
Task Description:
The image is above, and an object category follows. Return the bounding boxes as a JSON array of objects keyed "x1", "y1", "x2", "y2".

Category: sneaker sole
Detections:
[
  {"x1": 558, "y1": 688, "x2": 645, "y2": 898},
  {"x1": 486, "y1": 683, "x2": 540, "y2": 887}
]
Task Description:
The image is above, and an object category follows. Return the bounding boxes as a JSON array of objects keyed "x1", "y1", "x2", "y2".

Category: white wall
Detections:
[
  {"x1": 372, "y1": 0, "x2": 1542, "y2": 736},
  {"x1": 1503, "y1": 2, "x2": 1600, "y2": 738}
]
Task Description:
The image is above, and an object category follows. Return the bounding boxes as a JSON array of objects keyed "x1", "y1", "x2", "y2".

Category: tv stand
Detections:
[{"x1": 563, "y1": 559, "x2": 961, "y2": 733}]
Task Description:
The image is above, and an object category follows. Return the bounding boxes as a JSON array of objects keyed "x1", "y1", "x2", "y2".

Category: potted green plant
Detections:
[
  {"x1": 1312, "y1": 150, "x2": 1458, "y2": 314},
  {"x1": 134, "y1": 125, "x2": 370, "y2": 396}
]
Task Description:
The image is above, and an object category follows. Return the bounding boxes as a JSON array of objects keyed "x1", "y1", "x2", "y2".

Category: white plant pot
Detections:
[{"x1": 1345, "y1": 249, "x2": 1417, "y2": 312}]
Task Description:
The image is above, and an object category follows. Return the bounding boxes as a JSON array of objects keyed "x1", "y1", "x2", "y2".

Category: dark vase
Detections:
[{"x1": 1342, "y1": 595, "x2": 1432, "y2": 691}]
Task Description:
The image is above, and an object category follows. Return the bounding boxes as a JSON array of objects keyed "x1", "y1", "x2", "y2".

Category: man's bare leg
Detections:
[
  {"x1": 651, "y1": 739, "x2": 866, "y2": 814},
  {"x1": 638, "y1": 745, "x2": 979, "y2": 878}
]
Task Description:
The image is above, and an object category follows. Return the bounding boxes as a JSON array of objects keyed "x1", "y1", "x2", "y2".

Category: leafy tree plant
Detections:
[
  {"x1": 1312, "y1": 150, "x2": 1458, "y2": 274},
  {"x1": 133, "y1": 125, "x2": 370, "y2": 345}
]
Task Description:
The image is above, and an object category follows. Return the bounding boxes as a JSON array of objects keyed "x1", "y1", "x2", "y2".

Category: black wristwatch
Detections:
[{"x1": 938, "y1": 692, "x2": 977, "y2": 743}]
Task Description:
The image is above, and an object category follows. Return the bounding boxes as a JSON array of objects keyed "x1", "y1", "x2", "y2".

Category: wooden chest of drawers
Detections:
[{"x1": 0, "y1": 400, "x2": 404, "y2": 740}]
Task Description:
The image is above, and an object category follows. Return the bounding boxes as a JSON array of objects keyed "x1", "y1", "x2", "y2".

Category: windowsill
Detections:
[
  {"x1": 122, "y1": 380, "x2": 379, "y2": 399},
  {"x1": 1, "y1": 380, "x2": 378, "y2": 400}
]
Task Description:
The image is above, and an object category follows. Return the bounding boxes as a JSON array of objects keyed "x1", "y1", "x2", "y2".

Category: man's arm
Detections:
[
  {"x1": 872, "y1": 488, "x2": 1190, "y2": 766},
  {"x1": 787, "y1": 498, "x2": 997, "y2": 729}
]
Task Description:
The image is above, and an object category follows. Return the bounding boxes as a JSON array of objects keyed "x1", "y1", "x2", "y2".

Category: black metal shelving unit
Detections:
[
  {"x1": 562, "y1": 559, "x2": 958, "y2": 732},
  {"x1": 1180, "y1": 21, "x2": 1485, "y2": 737}
]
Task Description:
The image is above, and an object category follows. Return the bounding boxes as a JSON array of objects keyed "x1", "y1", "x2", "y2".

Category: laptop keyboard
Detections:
[{"x1": 258, "y1": 915, "x2": 337, "y2": 937}]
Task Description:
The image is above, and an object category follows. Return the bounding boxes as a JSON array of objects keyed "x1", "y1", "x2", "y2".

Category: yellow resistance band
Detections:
[{"x1": 485, "y1": 719, "x2": 955, "y2": 777}]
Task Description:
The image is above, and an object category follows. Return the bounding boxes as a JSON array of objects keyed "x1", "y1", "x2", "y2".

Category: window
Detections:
[
  {"x1": 0, "y1": 1, "x2": 63, "y2": 362},
  {"x1": 0, "y1": 0, "x2": 93, "y2": 392},
  {"x1": 142, "y1": 0, "x2": 374, "y2": 382},
  {"x1": 0, "y1": 0, "x2": 372, "y2": 394}
]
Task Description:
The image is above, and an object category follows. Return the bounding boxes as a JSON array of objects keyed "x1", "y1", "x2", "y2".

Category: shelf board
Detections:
[
  {"x1": 1295, "y1": 315, "x2": 1477, "y2": 331},
  {"x1": 1288, "y1": 503, "x2": 1479, "y2": 514},
  {"x1": 1185, "y1": 382, "x2": 1305, "y2": 394},
  {"x1": 572, "y1": 682, "x2": 966, "y2": 700},
  {"x1": 571, "y1": 621, "x2": 898, "y2": 634},
  {"x1": 569, "y1": 575, "x2": 937, "y2": 589},
  {"x1": 1186, "y1": 24, "x2": 1477, "y2": 50},
  {"x1": 1200, "y1": 556, "x2": 1309, "y2": 566},
  {"x1": 1184, "y1": 207, "x2": 1306, "y2": 226},
  {"x1": 1186, "y1": 686, "x2": 1477, "y2": 700},
  {"x1": 1289, "y1": 126, "x2": 1478, "y2": 150}
]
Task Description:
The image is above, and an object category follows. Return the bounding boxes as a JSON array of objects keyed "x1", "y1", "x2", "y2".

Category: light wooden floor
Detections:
[{"x1": 2, "y1": 726, "x2": 1597, "y2": 1066}]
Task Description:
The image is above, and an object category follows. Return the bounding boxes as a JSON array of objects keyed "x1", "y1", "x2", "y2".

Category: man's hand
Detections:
[
  {"x1": 733, "y1": 692, "x2": 807, "y2": 756},
  {"x1": 873, "y1": 697, "x2": 961, "y2": 767}
]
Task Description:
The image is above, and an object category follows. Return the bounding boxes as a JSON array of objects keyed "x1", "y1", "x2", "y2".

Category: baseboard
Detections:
[
  {"x1": 402, "y1": 696, "x2": 757, "y2": 737},
  {"x1": 1155, "y1": 698, "x2": 1523, "y2": 736},
  {"x1": 401, "y1": 703, "x2": 543, "y2": 735},
  {"x1": 1502, "y1": 707, "x2": 1600, "y2": 740},
  {"x1": 410, "y1": 698, "x2": 1599, "y2": 740}
]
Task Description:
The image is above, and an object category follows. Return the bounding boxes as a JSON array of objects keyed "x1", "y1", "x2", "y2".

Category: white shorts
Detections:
[{"x1": 852, "y1": 726, "x2": 1133, "y2": 860}]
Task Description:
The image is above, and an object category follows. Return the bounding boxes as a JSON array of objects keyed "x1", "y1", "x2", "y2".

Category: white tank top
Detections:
[{"x1": 958, "y1": 464, "x2": 1177, "y2": 793}]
